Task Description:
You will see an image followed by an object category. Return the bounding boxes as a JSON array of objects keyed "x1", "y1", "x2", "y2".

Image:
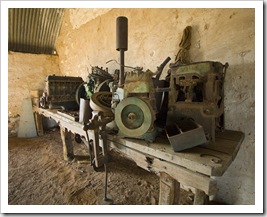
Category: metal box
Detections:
[{"x1": 166, "y1": 119, "x2": 207, "y2": 152}]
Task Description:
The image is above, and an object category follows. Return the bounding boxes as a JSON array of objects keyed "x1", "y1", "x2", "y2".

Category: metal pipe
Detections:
[
  {"x1": 104, "y1": 163, "x2": 108, "y2": 201},
  {"x1": 119, "y1": 50, "x2": 125, "y2": 86},
  {"x1": 116, "y1": 16, "x2": 128, "y2": 87}
]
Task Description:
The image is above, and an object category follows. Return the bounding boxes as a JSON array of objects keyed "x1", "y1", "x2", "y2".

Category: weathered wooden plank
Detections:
[
  {"x1": 215, "y1": 130, "x2": 245, "y2": 142},
  {"x1": 34, "y1": 112, "x2": 44, "y2": 136},
  {"x1": 203, "y1": 136, "x2": 244, "y2": 160},
  {"x1": 34, "y1": 106, "x2": 243, "y2": 177},
  {"x1": 108, "y1": 140, "x2": 218, "y2": 196},
  {"x1": 194, "y1": 189, "x2": 208, "y2": 205},
  {"x1": 107, "y1": 135, "x2": 233, "y2": 176},
  {"x1": 159, "y1": 172, "x2": 180, "y2": 205},
  {"x1": 33, "y1": 106, "x2": 87, "y2": 137},
  {"x1": 178, "y1": 146, "x2": 233, "y2": 176},
  {"x1": 60, "y1": 126, "x2": 74, "y2": 161}
]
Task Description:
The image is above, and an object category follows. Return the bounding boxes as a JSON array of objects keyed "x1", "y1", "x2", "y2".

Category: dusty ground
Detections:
[{"x1": 8, "y1": 127, "x2": 194, "y2": 205}]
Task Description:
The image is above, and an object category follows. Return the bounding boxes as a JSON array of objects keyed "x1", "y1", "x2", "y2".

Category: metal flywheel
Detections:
[{"x1": 115, "y1": 97, "x2": 154, "y2": 137}]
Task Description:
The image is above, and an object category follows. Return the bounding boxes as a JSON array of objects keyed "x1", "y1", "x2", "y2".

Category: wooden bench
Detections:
[{"x1": 33, "y1": 106, "x2": 244, "y2": 205}]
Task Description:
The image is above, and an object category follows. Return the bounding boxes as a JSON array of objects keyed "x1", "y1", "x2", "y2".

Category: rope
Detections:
[{"x1": 170, "y1": 26, "x2": 192, "y2": 67}]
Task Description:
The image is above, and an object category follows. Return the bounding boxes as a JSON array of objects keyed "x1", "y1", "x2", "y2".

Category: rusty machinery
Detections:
[
  {"x1": 111, "y1": 18, "x2": 230, "y2": 150},
  {"x1": 37, "y1": 16, "x2": 231, "y2": 203},
  {"x1": 166, "y1": 61, "x2": 229, "y2": 143},
  {"x1": 39, "y1": 75, "x2": 84, "y2": 110},
  {"x1": 111, "y1": 16, "x2": 171, "y2": 143},
  {"x1": 75, "y1": 66, "x2": 113, "y2": 104}
]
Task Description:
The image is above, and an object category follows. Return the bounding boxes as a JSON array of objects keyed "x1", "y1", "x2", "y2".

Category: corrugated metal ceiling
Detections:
[{"x1": 8, "y1": 8, "x2": 64, "y2": 54}]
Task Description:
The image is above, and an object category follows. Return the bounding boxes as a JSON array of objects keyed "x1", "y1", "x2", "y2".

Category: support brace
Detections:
[
  {"x1": 159, "y1": 172, "x2": 180, "y2": 205},
  {"x1": 60, "y1": 126, "x2": 74, "y2": 161}
]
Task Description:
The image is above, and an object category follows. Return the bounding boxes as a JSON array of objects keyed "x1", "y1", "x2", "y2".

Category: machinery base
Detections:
[{"x1": 118, "y1": 127, "x2": 159, "y2": 143}]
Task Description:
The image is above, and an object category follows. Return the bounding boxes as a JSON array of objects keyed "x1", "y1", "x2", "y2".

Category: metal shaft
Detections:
[
  {"x1": 119, "y1": 50, "x2": 125, "y2": 86},
  {"x1": 104, "y1": 163, "x2": 108, "y2": 201}
]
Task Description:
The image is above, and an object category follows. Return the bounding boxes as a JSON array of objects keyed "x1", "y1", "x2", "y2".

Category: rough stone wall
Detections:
[
  {"x1": 55, "y1": 8, "x2": 255, "y2": 204},
  {"x1": 8, "y1": 51, "x2": 61, "y2": 136}
]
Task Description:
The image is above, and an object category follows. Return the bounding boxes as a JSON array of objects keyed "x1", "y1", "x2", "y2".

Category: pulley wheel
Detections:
[
  {"x1": 115, "y1": 97, "x2": 153, "y2": 137},
  {"x1": 95, "y1": 79, "x2": 113, "y2": 92},
  {"x1": 75, "y1": 82, "x2": 86, "y2": 105},
  {"x1": 90, "y1": 92, "x2": 113, "y2": 116}
]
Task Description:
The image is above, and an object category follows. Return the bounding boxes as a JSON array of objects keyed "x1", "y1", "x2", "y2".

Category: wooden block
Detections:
[
  {"x1": 18, "y1": 98, "x2": 37, "y2": 138},
  {"x1": 60, "y1": 126, "x2": 74, "y2": 161},
  {"x1": 34, "y1": 112, "x2": 44, "y2": 136},
  {"x1": 194, "y1": 189, "x2": 209, "y2": 205},
  {"x1": 159, "y1": 172, "x2": 180, "y2": 205}
]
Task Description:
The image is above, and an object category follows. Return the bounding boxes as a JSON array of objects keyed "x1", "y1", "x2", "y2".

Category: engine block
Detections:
[{"x1": 167, "y1": 61, "x2": 228, "y2": 141}]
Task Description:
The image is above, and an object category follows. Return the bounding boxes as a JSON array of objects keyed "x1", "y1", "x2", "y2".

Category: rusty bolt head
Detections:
[{"x1": 128, "y1": 112, "x2": 136, "y2": 121}]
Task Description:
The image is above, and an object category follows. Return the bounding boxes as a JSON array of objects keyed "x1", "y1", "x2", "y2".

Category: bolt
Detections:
[{"x1": 128, "y1": 112, "x2": 136, "y2": 121}]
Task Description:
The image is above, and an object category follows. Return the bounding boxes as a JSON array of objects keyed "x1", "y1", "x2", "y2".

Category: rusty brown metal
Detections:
[
  {"x1": 113, "y1": 67, "x2": 158, "y2": 141},
  {"x1": 167, "y1": 61, "x2": 229, "y2": 142},
  {"x1": 166, "y1": 119, "x2": 207, "y2": 152},
  {"x1": 39, "y1": 75, "x2": 84, "y2": 110}
]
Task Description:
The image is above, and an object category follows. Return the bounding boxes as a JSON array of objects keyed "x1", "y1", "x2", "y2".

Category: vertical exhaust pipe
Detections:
[{"x1": 116, "y1": 16, "x2": 128, "y2": 86}]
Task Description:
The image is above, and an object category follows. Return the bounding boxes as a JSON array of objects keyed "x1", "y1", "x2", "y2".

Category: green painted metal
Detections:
[{"x1": 115, "y1": 97, "x2": 153, "y2": 138}]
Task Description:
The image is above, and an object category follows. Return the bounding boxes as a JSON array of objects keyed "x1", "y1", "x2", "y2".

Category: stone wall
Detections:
[
  {"x1": 56, "y1": 8, "x2": 254, "y2": 204},
  {"x1": 8, "y1": 51, "x2": 61, "y2": 136}
]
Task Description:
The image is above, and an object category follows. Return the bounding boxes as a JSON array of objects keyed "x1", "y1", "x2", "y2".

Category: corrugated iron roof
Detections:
[{"x1": 8, "y1": 8, "x2": 64, "y2": 54}]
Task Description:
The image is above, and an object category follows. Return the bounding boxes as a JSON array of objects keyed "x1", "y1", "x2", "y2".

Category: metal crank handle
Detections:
[
  {"x1": 159, "y1": 56, "x2": 171, "y2": 71},
  {"x1": 154, "y1": 56, "x2": 171, "y2": 80}
]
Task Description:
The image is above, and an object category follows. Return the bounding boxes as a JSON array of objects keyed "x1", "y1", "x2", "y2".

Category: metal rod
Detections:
[
  {"x1": 85, "y1": 129, "x2": 93, "y2": 166},
  {"x1": 119, "y1": 50, "x2": 125, "y2": 86},
  {"x1": 104, "y1": 163, "x2": 108, "y2": 201}
]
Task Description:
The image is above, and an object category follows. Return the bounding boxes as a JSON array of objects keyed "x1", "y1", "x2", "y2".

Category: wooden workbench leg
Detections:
[
  {"x1": 34, "y1": 112, "x2": 44, "y2": 136},
  {"x1": 159, "y1": 172, "x2": 180, "y2": 205},
  {"x1": 194, "y1": 189, "x2": 209, "y2": 205},
  {"x1": 60, "y1": 126, "x2": 74, "y2": 161}
]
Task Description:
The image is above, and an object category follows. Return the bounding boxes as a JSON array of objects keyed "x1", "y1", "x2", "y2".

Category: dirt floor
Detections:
[{"x1": 8, "y1": 127, "x2": 195, "y2": 206}]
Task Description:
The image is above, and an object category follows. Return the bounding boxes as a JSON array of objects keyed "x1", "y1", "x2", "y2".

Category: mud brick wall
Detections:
[{"x1": 8, "y1": 52, "x2": 61, "y2": 136}]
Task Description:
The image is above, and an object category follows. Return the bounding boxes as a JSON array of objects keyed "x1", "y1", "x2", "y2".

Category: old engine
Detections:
[
  {"x1": 112, "y1": 68, "x2": 158, "y2": 142},
  {"x1": 39, "y1": 75, "x2": 84, "y2": 110},
  {"x1": 167, "y1": 61, "x2": 229, "y2": 141}
]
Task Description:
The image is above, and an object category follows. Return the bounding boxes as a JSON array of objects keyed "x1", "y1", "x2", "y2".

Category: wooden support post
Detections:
[
  {"x1": 194, "y1": 189, "x2": 209, "y2": 205},
  {"x1": 159, "y1": 172, "x2": 180, "y2": 205},
  {"x1": 34, "y1": 112, "x2": 44, "y2": 136},
  {"x1": 60, "y1": 126, "x2": 74, "y2": 161}
]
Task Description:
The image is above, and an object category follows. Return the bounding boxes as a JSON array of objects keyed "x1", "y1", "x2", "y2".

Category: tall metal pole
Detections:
[{"x1": 116, "y1": 16, "x2": 128, "y2": 87}]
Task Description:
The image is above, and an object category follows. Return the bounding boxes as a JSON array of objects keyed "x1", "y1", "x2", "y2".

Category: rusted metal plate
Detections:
[{"x1": 166, "y1": 119, "x2": 207, "y2": 152}]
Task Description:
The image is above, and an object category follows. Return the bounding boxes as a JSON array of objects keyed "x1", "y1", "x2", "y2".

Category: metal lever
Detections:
[
  {"x1": 154, "y1": 56, "x2": 171, "y2": 88},
  {"x1": 83, "y1": 111, "x2": 114, "y2": 204}
]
